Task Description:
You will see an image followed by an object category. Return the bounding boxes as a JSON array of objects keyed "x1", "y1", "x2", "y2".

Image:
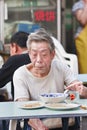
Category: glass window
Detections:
[{"x1": 4, "y1": 0, "x2": 57, "y2": 43}]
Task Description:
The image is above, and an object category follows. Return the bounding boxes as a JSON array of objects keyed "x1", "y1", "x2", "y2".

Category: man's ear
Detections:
[
  {"x1": 28, "y1": 50, "x2": 31, "y2": 56},
  {"x1": 15, "y1": 44, "x2": 19, "y2": 52},
  {"x1": 10, "y1": 43, "x2": 18, "y2": 55},
  {"x1": 51, "y1": 50, "x2": 55, "y2": 59}
]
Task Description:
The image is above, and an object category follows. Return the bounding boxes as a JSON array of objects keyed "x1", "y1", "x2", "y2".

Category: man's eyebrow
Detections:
[{"x1": 31, "y1": 48, "x2": 49, "y2": 52}]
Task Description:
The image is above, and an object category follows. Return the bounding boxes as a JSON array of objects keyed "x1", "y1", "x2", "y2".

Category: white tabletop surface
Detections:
[
  {"x1": 78, "y1": 74, "x2": 87, "y2": 83},
  {"x1": 0, "y1": 99, "x2": 87, "y2": 120}
]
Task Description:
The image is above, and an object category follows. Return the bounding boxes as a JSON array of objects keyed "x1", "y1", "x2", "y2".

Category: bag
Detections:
[{"x1": 75, "y1": 25, "x2": 87, "y2": 73}]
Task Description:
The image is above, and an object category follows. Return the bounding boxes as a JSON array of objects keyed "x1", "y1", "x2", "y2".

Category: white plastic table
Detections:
[
  {"x1": 0, "y1": 100, "x2": 87, "y2": 130},
  {"x1": 78, "y1": 74, "x2": 87, "y2": 83},
  {"x1": 0, "y1": 74, "x2": 87, "y2": 130}
]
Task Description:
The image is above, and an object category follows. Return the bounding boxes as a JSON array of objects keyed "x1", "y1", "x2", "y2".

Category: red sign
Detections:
[{"x1": 34, "y1": 10, "x2": 56, "y2": 22}]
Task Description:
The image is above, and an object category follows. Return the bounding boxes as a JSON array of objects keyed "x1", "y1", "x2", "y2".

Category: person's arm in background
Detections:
[
  {"x1": 72, "y1": 0, "x2": 87, "y2": 26},
  {"x1": 0, "y1": 53, "x2": 30, "y2": 88},
  {"x1": 75, "y1": 5, "x2": 87, "y2": 25}
]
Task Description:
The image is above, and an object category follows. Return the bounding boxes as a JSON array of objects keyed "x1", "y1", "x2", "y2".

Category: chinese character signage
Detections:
[{"x1": 34, "y1": 10, "x2": 56, "y2": 22}]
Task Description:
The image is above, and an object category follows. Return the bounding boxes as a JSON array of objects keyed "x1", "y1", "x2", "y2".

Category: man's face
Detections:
[{"x1": 29, "y1": 41, "x2": 55, "y2": 76}]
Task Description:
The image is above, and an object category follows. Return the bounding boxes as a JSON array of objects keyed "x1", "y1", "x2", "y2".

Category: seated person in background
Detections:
[
  {"x1": 0, "y1": 31, "x2": 31, "y2": 100},
  {"x1": 0, "y1": 31, "x2": 31, "y2": 130},
  {"x1": 12, "y1": 29, "x2": 83, "y2": 130}
]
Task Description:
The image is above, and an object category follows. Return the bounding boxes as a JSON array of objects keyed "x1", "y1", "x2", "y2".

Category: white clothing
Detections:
[{"x1": 13, "y1": 59, "x2": 77, "y2": 101}]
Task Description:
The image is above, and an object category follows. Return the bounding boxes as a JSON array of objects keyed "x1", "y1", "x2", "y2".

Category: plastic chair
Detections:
[{"x1": 52, "y1": 36, "x2": 79, "y2": 75}]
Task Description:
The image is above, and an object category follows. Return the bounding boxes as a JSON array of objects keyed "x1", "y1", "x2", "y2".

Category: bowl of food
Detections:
[{"x1": 39, "y1": 93, "x2": 68, "y2": 103}]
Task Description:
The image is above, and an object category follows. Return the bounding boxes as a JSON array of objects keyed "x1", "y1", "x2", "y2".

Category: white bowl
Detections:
[{"x1": 39, "y1": 93, "x2": 68, "y2": 103}]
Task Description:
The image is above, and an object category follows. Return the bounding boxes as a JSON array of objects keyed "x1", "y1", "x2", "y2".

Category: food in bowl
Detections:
[{"x1": 39, "y1": 93, "x2": 68, "y2": 103}]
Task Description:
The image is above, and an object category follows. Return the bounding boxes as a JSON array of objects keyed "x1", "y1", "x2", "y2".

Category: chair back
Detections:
[{"x1": 52, "y1": 36, "x2": 78, "y2": 75}]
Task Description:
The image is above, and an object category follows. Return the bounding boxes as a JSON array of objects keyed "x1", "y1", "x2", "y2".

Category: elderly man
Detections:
[{"x1": 12, "y1": 29, "x2": 83, "y2": 130}]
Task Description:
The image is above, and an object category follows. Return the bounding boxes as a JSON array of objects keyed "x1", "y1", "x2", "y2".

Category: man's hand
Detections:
[
  {"x1": 66, "y1": 81, "x2": 83, "y2": 91},
  {"x1": 66, "y1": 81, "x2": 87, "y2": 98}
]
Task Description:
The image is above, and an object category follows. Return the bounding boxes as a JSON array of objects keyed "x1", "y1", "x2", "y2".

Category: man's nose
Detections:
[{"x1": 36, "y1": 54, "x2": 42, "y2": 62}]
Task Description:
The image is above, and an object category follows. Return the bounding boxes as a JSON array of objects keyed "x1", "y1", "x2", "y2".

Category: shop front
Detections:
[
  {"x1": 0, "y1": 0, "x2": 61, "y2": 44},
  {"x1": 0, "y1": 0, "x2": 78, "y2": 58}
]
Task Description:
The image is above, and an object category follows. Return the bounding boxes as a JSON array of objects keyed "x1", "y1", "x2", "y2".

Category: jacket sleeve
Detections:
[{"x1": 0, "y1": 54, "x2": 30, "y2": 88}]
